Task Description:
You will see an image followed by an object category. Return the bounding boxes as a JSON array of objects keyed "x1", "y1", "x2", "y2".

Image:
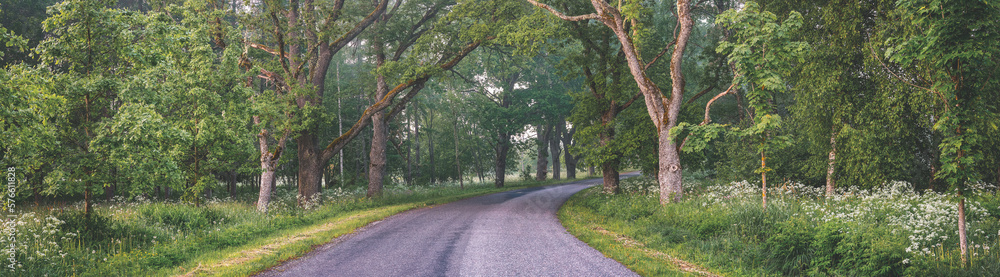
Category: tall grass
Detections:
[{"x1": 563, "y1": 175, "x2": 1000, "y2": 276}]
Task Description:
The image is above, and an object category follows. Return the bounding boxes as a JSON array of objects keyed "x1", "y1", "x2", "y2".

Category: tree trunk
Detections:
[
  {"x1": 255, "y1": 111, "x2": 288, "y2": 212},
  {"x1": 368, "y1": 49, "x2": 389, "y2": 197},
  {"x1": 406, "y1": 103, "x2": 414, "y2": 186},
  {"x1": 563, "y1": 126, "x2": 577, "y2": 179},
  {"x1": 826, "y1": 129, "x2": 837, "y2": 198},
  {"x1": 958, "y1": 192, "x2": 969, "y2": 267},
  {"x1": 454, "y1": 109, "x2": 463, "y2": 188},
  {"x1": 659, "y1": 129, "x2": 684, "y2": 203},
  {"x1": 494, "y1": 132, "x2": 511, "y2": 188},
  {"x1": 84, "y1": 181, "x2": 92, "y2": 217},
  {"x1": 297, "y1": 142, "x2": 322, "y2": 205},
  {"x1": 550, "y1": 120, "x2": 563, "y2": 180},
  {"x1": 472, "y1": 125, "x2": 485, "y2": 184},
  {"x1": 337, "y1": 63, "x2": 345, "y2": 187},
  {"x1": 929, "y1": 146, "x2": 939, "y2": 191},
  {"x1": 601, "y1": 162, "x2": 620, "y2": 194},
  {"x1": 296, "y1": 123, "x2": 324, "y2": 205},
  {"x1": 105, "y1": 167, "x2": 116, "y2": 201},
  {"x1": 535, "y1": 124, "x2": 551, "y2": 181},
  {"x1": 414, "y1": 100, "x2": 422, "y2": 183},
  {"x1": 761, "y1": 150, "x2": 768, "y2": 210},
  {"x1": 257, "y1": 161, "x2": 277, "y2": 212},
  {"x1": 589, "y1": 166, "x2": 595, "y2": 176},
  {"x1": 361, "y1": 117, "x2": 369, "y2": 177},
  {"x1": 322, "y1": 166, "x2": 328, "y2": 190},
  {"x1": 229, "y1": 170, "x2": 237, "y2": 198},
  {"x1": 428, "y1": 112, "x2": 436, "y2": 184},
  {"x1": 33, "y1": 171, "x2": 42, "y2": 206},
  {"x1": 474, "y1": 149, "x2": 484, "y2": 184}
]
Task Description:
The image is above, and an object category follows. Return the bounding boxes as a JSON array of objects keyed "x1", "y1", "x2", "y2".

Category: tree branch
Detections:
[
  {"x1": 684, "y1": 83, "x2": 718, "y2": 105},
  {"x1": 385, "y1": 81, "x2": 427, "y2": 122},
  {"x1": 619, "y1": 92, "x2": 644, "y2": 113},
  {"x1": 328, "y1": 0, "x2": 390, "y2": 55},
  {"x1": 269, "y1": 10, "x2": 292, "y2": 78},
  {"x1": 387, "y1": 135, "x2": 411, "y2": 166},
  {"x1": 701, "y1": 83, "x2": 736, "y2": 125},
  {"x1": 869, "y1": 45, "x2": 945, "y2": 103},
  {"x1": 321, "y1": 39, "x2": 486, "y2": 162},
  {"x1": 645, "y1": 39, "x2": 678, "y2": 70},
  {"x1": 525, "y1": 0, "x2": 600, "y2": 21}
]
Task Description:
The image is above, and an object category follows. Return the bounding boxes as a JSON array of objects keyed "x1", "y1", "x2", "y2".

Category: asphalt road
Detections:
[{"x1": 257, "y1": 174, "x2": 639, "y2": 277}]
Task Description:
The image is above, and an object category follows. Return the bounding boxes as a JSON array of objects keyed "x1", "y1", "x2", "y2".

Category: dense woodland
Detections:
[{"x1": 0, "y1": 0, "x2": 999, "y2": 275}]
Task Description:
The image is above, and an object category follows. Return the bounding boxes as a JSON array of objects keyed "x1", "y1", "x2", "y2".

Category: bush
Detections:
[{"x1": 138, "y1": 203, "x2": 225, "y2": 232}]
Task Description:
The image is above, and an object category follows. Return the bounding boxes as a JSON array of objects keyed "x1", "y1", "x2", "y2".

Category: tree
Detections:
[
  {"x1": 105, "y1": 2, "x2": 254, "y2": 206},
  {"x1": 560, "y1": 123, "x2": 580, "y2": 179},
  {"x1": 527, "y1": 0, "x2": 695, "y2": 203},
  {"x1": 238, "y1": 0, "x2": 390, "y2": 205},
  {"x1": 562, "y1": 26, "x2": 644, "y2": 193},
  {"x1": 880, "y1": 0, "x2": 1000, "y2": 266},
  {"x1": 534, "y1": 123, "x2": 551, "y2": 180},
  {"x1": 465, "y1": 58, "x2": 528, "y2": 188},
  {"x1": 457, "y1": 49, "x2": 533, "y2": 188},
  {"x1": 34, "y1": 0, "x2": 143, "y2": 215},
  {"x1": 714, "y1": 2, "x2": 806, "y2": 208},
  {"x1": 549, "y1": 119, "x2": 564, "y2": 179},
  {"x1": 365, "y1": 0, "x2": 454, "y2": 196}
]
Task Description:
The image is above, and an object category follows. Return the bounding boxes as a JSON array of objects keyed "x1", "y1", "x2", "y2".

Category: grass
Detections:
[
  {"x1": 3, "y1": 174, "x2": 594, "y2": 277},
  {"x1": 559, "y1": 187, "x2": 716, "y2": 277},
  {"x1": 558, "y1": 174, "x2": 1000, "y2": 277}
]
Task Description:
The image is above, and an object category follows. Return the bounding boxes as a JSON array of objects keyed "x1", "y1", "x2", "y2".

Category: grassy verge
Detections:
[
  {"x1": 559, "y1": 187, "x2": 723, "y2": 277},
  {"x1": 559, "y1": 175, "x2": 1000, "y2": 277},
  {"x1": 6, "y1": 175, "x2": 594, "y2": 277}
]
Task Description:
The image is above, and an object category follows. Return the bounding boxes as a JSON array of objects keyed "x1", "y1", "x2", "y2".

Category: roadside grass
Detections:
[
  {"x1": 559, "y1": 187, "x2": 713, "y2": 277},
  {"x1": 559, "y1": 174, "x2": 1000, "y2": 277},
  {"x1": 4, "y1": 175, "x2": 593, "y2": 277}
]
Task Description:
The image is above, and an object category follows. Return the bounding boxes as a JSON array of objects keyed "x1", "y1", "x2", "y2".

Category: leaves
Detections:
[{"x1": 885, "y1": 0, "x2": 1000, "y2": 188}]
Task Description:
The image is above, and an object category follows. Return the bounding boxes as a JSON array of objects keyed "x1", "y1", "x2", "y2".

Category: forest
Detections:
[{"x1": 0, "y1": 0, "x2": 998, "y2": 276}]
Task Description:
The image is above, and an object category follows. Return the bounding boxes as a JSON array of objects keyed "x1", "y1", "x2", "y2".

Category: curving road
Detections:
[{"x1": 257, "y1": 174, "x2": 639, "y2": 277}]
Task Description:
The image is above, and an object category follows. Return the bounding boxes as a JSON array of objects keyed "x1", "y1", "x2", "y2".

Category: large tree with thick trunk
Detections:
[
  {"x1": 527, "y1": 0, "x2": 694, "y2": 203},
  {"x1": 242, "y1": 0, "x2": 390, "y2": 207}
]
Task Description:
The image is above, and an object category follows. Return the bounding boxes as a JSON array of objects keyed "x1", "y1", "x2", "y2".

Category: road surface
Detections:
[{"x1": 257, "y1": 174, "x2": 639, "y2": 277}]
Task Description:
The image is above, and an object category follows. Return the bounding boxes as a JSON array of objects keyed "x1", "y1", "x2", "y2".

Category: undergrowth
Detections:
[{"x1": 562, "y1": 174, "x2": 1000, "y2": 276}]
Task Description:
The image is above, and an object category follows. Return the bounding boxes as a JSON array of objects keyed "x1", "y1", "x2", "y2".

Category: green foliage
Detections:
[
  {"x1": 716, "y1": 2, "x2": 807, "y2": 118},
  {"x1": 0, "y1": 7, "x2": 27, "y2": 61},
  {"x1": 6, "y1": 0, "x2": 256, "y2": 204},
  {"x1": 709, "y1": 2, "x2": 806, "y2": 182},
  {"x1": 671, "y1": 122, "x2": 727, "y2": 153},
  {"x1": 0, "y1": 0, "x2": 61, "y2": 65},
  {"x1": 883, "y1": 0, "x2": 1000, "y2": 190}
]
